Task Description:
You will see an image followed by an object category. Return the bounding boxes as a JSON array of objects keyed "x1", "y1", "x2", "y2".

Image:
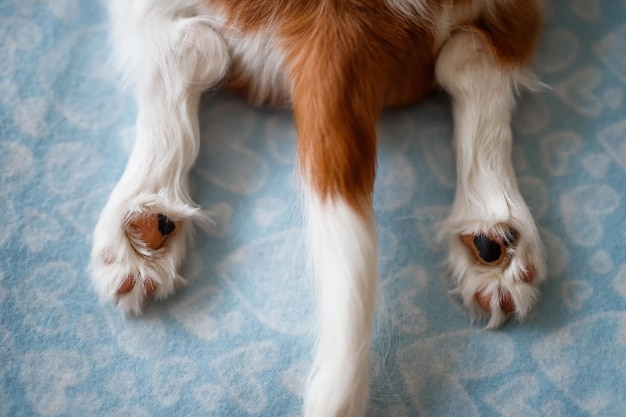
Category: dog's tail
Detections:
[
  {"x1": 302, "y1": 195, "x2": 378, "y2": 417},
  {"x1": 288, "y1": 18, "x2": 382, "y2": 417}
]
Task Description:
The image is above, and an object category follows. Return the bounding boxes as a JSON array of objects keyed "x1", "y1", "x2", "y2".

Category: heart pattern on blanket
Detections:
[
  {"x1": 594, "y1": 25, "x2": 626, "y2": 84},
  {"x1": 554, "y1": 67, "x2": 604, "y2": 116},
  {"x1": 14, "y1": 97, "x2": 49, "y2": 138},
  {"x1": 219, "y1": 230, "x2": 313, "y2": 335},
  {"x1": 197, "y1": 101, "x2": 269, "y2": 193},
  {"x1": 0, "y1": 141, "x2": 35, "y2": 197},
  {"x1": 380, "y1": 265, "x2": 429, "y2": 334},
  {"x1": 513, "y1": 93, "x2": 551, "y2": 135},
  {"x1": 374, "y1": 151, "x2": 417, "y2": 211},
  {"x1": 561, "y1": 280, "x2": 594, "y2": 310},
  {"x1": 210, "y1": 341, "x2": 280, "y2": 414},
  {"x1": 169, "y1": 286, "x2": 230, "y2": 341},
  {"x1": 204, "y1": 202, "x2": 233, "y2": 238},
  {"x1": 572, "y1": 0, "x2": 602, "y2": 21},
  {"x1": 44, "y1": 142, "x2": 101, "y2": 196},
  {"x1": 420, "y1": 125, "x2": 455, "y2": 189},
  {"x1": 254, "y1": 197, "x2": 286, "y2": 228},
  {"x1": 613, "y1": 264, "x2": 626, "y2": 299},
  {"x1": 15, "y1": 262, "x2": 77, "y2": 336},
  {"x1": 266, "y1": 114, "x2": 297, "y2": 165},
  {"x1": 0, "y1": 199, "x2": 17, "y2": 248},
  {"x1": 19, "y1": 351, "x2": 91, "y2": 417},
  {"x1": 0, "y1": 17, "x2": 42, "y2": 78},
  {"x1": 193, "y1": 383, "x2": 225, "y2": 412},
  {"x1": 413, "y1": 206, "x2": 450, "y2": 252},
  {"x1": 560, "y1": 185, "x2": 620, "y2": 247},
  {"x1": 104, "y1": 307, "x2": 167, "y2": 360},
  {"x1": 532, "y1": 312, "x2": 626, "y2": 417},
  {"x1": 541, "y1": 131, "x2": 582, "y2": 177},
  {"x1": 0, "y1": 326, "x2": 13, "y2": 377},
  {"x1": 484, "y1": 375, "x2": 542, "y2": 417},
  {"x1": 397, "y1": 330, "x2": 515, "y2": 416},
  {"x1": 581, "y1": 153, "x2": 612, "y2": 179},
  {"x1": 535, "y1": 29, "x2": 578, "y2": 74},
  {"x1": 39, "y1": 27, "x2": 121, "y2": 129},
  {"x1": 597, "y1": 118, "x2": 626, "y2": 172},
  {"x1": 22, "y1": 208, "x2": 64, "y2": 252},
  {"x1": 151, "y1": 357, "x2": 198, "y2": 407}
]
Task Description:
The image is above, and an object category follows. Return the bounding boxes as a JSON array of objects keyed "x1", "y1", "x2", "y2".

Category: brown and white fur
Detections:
[{"x1": 91, "y1": 0, "x2": 546, "y2": 416}]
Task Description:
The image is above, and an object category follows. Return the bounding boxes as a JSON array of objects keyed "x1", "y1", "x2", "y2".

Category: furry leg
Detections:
[
  {"x1": 436, "y1": 28, "x2": 546, "y2": 328},
  {"x1": 90, "y1": 0, "x2": 229, "y2": 313}
]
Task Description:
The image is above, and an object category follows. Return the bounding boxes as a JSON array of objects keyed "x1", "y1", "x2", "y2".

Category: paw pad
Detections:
[
  {"x1": 460, "y1": 229, "x2": 516, "y2": 266},
  {"x1": 130, "y1": 213, "x2": 179, "y2": 250},
  {"x1": 157, "y1": 214, "x2": 176, "y2": 236}
]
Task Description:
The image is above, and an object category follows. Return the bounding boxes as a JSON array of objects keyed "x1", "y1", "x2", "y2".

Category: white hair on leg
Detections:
[
  {"x1": 91, "y1": 0, "x2": 230, "y2": 313},
  {"x1": 303, "y1": 192, "x2": 378, "y2": 417},
  {"x1": 435, "y1": 29, "x2": 546, "y2": 329}
]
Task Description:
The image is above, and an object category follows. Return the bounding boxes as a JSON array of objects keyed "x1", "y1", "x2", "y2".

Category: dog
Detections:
[{"x1": 91, "y1": 1, "x2": 546, "y2": 416}]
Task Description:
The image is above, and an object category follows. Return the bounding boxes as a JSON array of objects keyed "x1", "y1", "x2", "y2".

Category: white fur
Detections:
[
  {"x1": 435, "y1": 30, "x2": 546, "y2": 328},
  {"x1": 225, "y1": 29, "x2": 290, "y2": 106},
  {"x1": 304, "y1": 194, "x2": 378, "y2": 417}
]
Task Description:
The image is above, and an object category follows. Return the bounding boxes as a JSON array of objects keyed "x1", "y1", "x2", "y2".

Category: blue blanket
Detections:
[{"x1": 1, "y1": 1, "x2": 625, "y2": 416}]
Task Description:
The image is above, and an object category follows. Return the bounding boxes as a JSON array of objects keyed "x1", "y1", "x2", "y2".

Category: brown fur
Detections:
[{"x1": 213, "y1": 0, "x2": 541, "y2": 211}]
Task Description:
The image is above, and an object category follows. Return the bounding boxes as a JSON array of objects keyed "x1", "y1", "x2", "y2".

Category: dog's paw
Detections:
[
  {"x1": 444, "y1": 212, "x2": 546, "y2": 328},
  {"x1": 90, "y1": 193, "x2": 199, "y2": 314}
]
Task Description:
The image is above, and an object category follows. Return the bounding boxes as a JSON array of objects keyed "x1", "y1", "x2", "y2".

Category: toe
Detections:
[
  {"x1": 475, "y1": 288, "x2": 516, "y2": 314},
  {"x1": 144, "y1": 279, "x2": 158, "y2": 296},
  {"x1": 102, "y1": 248, "x2": 115, "y2": 264},
  {"x1": 498, "y1": 288, "x2": 515, "y2": 313},
  {"x1": 475, "y1": 289, "x2": 492, "y2": 312},
  {"x1": 117, "y1": 276, "x2": 136, "y2": 294},
  {"x1": 522, "y1": 264, "x2": 536, "y2": 283}
]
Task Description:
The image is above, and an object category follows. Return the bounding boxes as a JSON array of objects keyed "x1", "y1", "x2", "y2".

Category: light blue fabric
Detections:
[{"x1": 1, "y1": 1, "x2": 626, "y2": 416}]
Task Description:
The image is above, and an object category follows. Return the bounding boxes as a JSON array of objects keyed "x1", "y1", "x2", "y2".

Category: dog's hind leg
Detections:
[
  {"x1": 90, "y1": 0, "x2": 229, "y2": 313},
  {"x1": 435, "y1": 4, "x2": 546, "y2": 328}
]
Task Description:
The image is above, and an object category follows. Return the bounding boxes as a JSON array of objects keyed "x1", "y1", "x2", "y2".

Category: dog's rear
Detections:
[{"x1": 93, "y1": 1, "x2": 544, "y2": 416}]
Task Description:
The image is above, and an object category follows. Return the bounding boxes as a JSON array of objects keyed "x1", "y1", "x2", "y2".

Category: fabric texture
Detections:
[{"x1": 1, "y1": 1, "x2": 625, "y2": 416}]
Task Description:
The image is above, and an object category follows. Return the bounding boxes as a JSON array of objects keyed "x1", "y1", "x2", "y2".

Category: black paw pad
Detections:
[
  {"x1": 157, "y1": 214, "x2": 176, "y2": 236},
  {"x1": 473, "y1": 234, "x2": 503, "y2": 263}
]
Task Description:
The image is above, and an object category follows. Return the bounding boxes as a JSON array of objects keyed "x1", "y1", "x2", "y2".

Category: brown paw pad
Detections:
[
  {"x1": 116, "y1": 276, "x2": 159, "y2": 296},
  {"x1": 475, "y1": 288, "x2": 515, "y2": 313},
  {"x1": 130, "y1": 213, "x2": 179, "y2": 250},
  {"x1": 460, "y1": 230, "x2": 516, "y2": 266}
]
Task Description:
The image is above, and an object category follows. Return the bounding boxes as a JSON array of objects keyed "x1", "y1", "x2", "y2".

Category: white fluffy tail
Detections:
[{"x1": 304, "y1": 194, "x2": 378, "y2": 417}]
